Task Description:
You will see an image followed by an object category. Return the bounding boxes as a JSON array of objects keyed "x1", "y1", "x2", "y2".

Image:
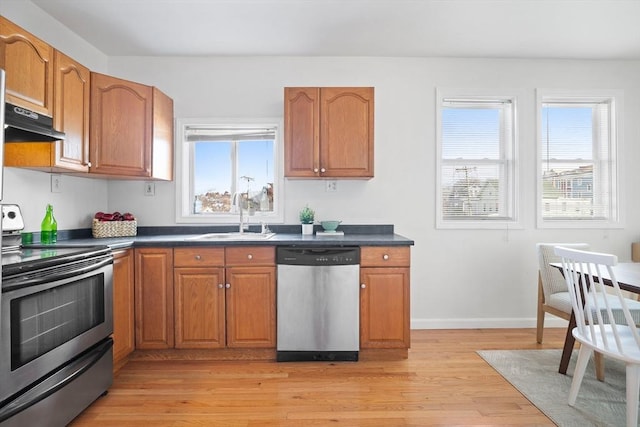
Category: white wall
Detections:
[
  {"x1": 107, "y1": 56, "x2": 640, "y2": 329},
  {"x1": 4, "y1": 1, "x2": 640, "y2": 328},
  {"x1": 3, "y1": 169, "x2": 109, "y2": 232}
]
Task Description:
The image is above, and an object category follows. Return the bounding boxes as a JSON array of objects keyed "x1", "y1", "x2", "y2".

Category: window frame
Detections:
[
  {"x1": 435, "y1": 88, "x2": 521, "y2": 230},
  {"x1": 535, "y1": 89, "x2": 623, "y2": 229},
  {"x1": 175, "y1": 117, "x2": 285, "y2": 224}
]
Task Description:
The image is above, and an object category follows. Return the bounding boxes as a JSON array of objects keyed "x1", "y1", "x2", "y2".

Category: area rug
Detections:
[{"x1": 477, "y1": 349, "x2": 633, "y2": 427}]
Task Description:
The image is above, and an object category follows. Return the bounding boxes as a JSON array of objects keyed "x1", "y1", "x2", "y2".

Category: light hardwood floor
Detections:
[{"x1": 70, "y1": 328, "x2": 567, "y2": 426}]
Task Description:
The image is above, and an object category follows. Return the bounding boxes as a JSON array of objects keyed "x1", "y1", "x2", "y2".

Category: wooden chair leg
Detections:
[
  {"x1": 594, "y1": 351, "x2": 605, "y2": 382},
  {"x1": 537, "y1": 277, "x2": 545, "y2": 344}
]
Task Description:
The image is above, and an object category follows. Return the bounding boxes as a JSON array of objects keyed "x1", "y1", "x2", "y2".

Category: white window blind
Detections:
[
  {"x1": 437, "y1": 94, "x2": 517, "y2": 227},
  {"x1": 537, "y1": 92, "x2": 619, "y2": 226}
]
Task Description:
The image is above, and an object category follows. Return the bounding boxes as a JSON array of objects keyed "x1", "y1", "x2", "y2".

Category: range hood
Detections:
[{"x1": 4, "y1": 102, "x2": 65, "y2": 142}]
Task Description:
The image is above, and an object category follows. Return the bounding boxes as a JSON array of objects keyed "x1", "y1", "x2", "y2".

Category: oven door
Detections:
[{"x1": 0, "y1": 258, "x2": 113, "y2": 404}]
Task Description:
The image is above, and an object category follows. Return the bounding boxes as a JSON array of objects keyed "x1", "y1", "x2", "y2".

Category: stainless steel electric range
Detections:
[{"x1": 0, "y1": 204, "x2": 114, "y2": 427}]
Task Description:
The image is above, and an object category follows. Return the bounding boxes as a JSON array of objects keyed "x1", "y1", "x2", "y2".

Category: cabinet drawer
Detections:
[
  {"x1": 360, "y1": 246, "x2": 410, "y2": 267},
  {"x1": 225, "y1": 246, "x2": 275, "y2": 266},
  {"x1": 174, "y1": 247, "x2": 224, "y2": 267}
]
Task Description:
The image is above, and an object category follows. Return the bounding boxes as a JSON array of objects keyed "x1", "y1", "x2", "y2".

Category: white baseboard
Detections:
[{"x1": 410, "y1": 317, "x2": 569, "y2": 330}]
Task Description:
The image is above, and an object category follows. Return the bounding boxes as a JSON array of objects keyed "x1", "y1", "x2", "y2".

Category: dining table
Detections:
[{"x1": 550, "y1": 261, "x2": 640, "y2": 376}]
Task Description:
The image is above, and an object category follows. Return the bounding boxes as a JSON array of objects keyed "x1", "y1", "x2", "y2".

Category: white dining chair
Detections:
[
  {"x1": 555, "y1": 246, "x2": 640, "y2": 427},
  {"x1": 537, "y1": 243, "x2": 611, "y2": 380},
  {"x1": 537, "y1": 243, "x2": 591, "y2": 345},
  {"x1": 537, "y1": 243, "x2": 640, "y2": 381}
]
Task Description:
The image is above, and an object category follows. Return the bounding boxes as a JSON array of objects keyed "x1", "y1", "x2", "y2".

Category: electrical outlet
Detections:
[
  {"x1": 144, "y1": 182, "x2": 155, "y2": 196},
  {"x1": 325, "y1": 180, "x2": 338, "y2": 192},
  {"x1": 51, "y1": 174, "x2": 62, "y2": 193}
]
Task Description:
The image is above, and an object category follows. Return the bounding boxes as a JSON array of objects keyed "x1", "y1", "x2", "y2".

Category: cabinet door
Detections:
[
  {"x1": 284, "y1": 87, "x2": 320, "y2": 177},
  {"x1": 112, "y1": 249, "x2": 135, "y2": 369},
  {"x1": 0, "y1": 16, "x2": 54, "y2": 116},
  {"x1": 135, "y1": 248, "x2": 174, "y2": 349},
  {"x1": 360, "y1": 267, "x2": 410, "y2": 349},
  {"x1": 174, "y1": 267, "x2": 225, "y2": 349},
  {"x1": 90, "y1": 72, "x2": 153, "y2": 177},
  {"x1": 151, "y1": 87, "x2": 174, "y2": 181},
  {"x1": 320, "y1": 87, "x2": 374, "y2": 178},
  {"x1": 225, "y1": 266, "x2": 276, "y2": 348},
  {"x1": 53, "y1": 50, "x2": 90, "y2": 171}
]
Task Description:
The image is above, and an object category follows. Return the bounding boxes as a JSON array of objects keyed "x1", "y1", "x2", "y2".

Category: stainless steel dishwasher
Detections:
[{"x1": 276, "y1": 246, "x2": 360, "y2": 362}]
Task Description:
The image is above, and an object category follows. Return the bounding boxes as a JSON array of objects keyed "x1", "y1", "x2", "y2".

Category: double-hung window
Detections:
[
  {"x1": 536, "y1": 90, "x2": 620, "y2": 228},
  {"x1": 436, "y1": 89, "x2": 519, "y2": 229},
  {"x1": 175, "y1": 118, "x2": 283, "y2": 224}
]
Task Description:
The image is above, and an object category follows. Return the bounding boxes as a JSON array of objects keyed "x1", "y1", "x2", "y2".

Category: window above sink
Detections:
[{"x1": 175, "y1": 118, "x2": 285, "y2": 224}]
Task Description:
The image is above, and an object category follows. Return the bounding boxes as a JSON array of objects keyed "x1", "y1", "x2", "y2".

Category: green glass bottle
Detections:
[{"x1": 41, "y1": 204, "x2": 57, "y2": 244}]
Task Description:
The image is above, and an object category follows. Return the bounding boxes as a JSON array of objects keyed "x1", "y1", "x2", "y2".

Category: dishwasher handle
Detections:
[{"x1": 276, "y1": 246, "x2": 360, "y2": 266}]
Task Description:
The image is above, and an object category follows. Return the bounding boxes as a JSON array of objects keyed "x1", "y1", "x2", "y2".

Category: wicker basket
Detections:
[{"x1": 92, "y1": 218, "x2": 137, "y2": 238}]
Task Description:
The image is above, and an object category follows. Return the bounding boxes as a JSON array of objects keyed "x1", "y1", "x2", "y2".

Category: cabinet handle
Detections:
[
  {"x1": 195, "y1": 255, "x2": 201, "y2": 260},
  {"x1": 361, "y1": 283, "x2": 366, "y2": 289},
  {"x1": 218, "y1": 283, "x2": 224, "y2": 289},
  {"x1": 247, "y1": 254, "x2": 253, "y2": 260},
  {"x1": 320, "y1": 167, "x2": 326, "y2": 173},
  {"x1": 225, "y1": 283, "x2": 231, "y2": 289},
  {"x1": 383, "y1": 254, "x2": 389, "y2": 260},
  {"x1": 313, "y1": 168, "x2": 319, "y2": 173},
  {"x1": 87, "y1": 162, "x2": 92, "y2": 168}
]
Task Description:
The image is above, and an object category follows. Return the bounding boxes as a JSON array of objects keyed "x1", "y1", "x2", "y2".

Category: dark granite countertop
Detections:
[{"x1": 50, "y1": 224, "x2": 414, "y2": 250}]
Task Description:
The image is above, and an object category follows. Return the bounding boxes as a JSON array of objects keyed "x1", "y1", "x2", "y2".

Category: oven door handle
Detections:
[{"x1": 3, "y1": 256, "x2": 113, "y2": 291}]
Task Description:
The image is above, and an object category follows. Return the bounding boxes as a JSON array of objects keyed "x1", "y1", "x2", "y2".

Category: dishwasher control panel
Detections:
[{"x1": 276, "y1": 247, "x2": 360, "y2": 266}]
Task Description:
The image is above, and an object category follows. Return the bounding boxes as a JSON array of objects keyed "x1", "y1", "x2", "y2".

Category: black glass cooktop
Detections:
[{"x1": 2, "y1": 245, "x2": 112, "y2": 277}]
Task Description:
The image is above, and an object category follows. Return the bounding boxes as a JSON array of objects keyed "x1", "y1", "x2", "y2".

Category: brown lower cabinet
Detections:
[
  {"x1": 134, "y1": 247, "x2": 174, "y2": 349},
  {"x1": 224, "y1": 264, "x2": 276, "y2": 347},
  {"x1": 360, "y1": 246, "x2": 411, "y2": 350},
  {"x1": 132, "y1": 244, "x2": 409, "y2": 357},
  {"x1": 173, "y1": 247, "x2": 225, "y2": 348},
  {"x1": 174, "y1": 266, "x2": 226, "y2": 348},
  {"x1": 171, "y1": 246, "x2": 276, "y2": 349},
  {"x1": 112, "y1": 249, "x2": 135, "y2": 371}
]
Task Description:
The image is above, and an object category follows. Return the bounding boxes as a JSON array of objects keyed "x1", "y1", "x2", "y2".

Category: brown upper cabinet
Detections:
[
  {"x1": 284, "y1": 87, "x2": 374, "y2": 179},
  {"x1": 52, "y1": 50, "x2": 91, "y2": 172},
  {"x1": 0, "y1": 16, "x2": 54, "y2": 116},
  {"x1": 0, "y1": 16, "x2": 175, "y2": 179},
  {"x1": 90, "y1": 72, "x2": 173, "y2": 180},
  {"x1": 4, "y1": 49, "x2": 91, "y2": 172}
]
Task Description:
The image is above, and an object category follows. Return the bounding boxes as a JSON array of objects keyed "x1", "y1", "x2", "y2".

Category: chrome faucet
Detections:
[
  {"x1": 232, "y1": 191, "x2": 248, "y2": 233},
  {"x1": 236, "y1": 176, "x2": 254, "y2": 233}
]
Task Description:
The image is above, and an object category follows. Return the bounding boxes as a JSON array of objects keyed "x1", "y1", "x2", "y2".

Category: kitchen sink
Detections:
[{"x1": 186, "y1": 232, "x2": 276, "y2": 241}]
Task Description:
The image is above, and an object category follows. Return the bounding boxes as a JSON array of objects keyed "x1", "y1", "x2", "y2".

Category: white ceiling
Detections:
[{"x1": 30, "y1": 0, "x2": 640, "y2": 60}]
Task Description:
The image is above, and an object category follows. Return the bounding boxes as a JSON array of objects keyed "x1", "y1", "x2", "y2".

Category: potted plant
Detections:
[{"x1": 299, "y1": 205, "x2": 315, "y2": 235}]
